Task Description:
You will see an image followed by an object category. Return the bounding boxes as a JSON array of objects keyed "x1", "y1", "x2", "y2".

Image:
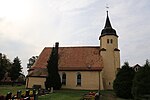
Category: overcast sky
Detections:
[{"x1": 0, "y1": 0, "x2": 150, "y2": 75}]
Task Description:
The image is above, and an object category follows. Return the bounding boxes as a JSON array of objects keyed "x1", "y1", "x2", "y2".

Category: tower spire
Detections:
[
  {"x1": 104, "y1": 11, "x2": 112, "y2": 28},
  {"x1": 99, "y1": 11, "x2": 118, "y2": 39}
]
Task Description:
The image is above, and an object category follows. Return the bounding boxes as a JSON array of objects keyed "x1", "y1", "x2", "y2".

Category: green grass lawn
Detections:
[
  {"x1": 0, "y1": 85, "x2": 92, "y2": 100},
  {"x1": 39, "y1": 90, "x2": 91, "y2": 100},
  {"x1": 39, "y1": 90, "x2": 130, "y2": 100},
  {"x1": 0, "y1": 85, "x2": 26, "y2": 95},
  {"x1": 0, "y1": 85, "x2": 130, "y2": 100}
]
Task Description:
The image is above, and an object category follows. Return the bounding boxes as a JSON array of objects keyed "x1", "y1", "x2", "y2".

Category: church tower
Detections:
[{"x1": 99, "y1": 11, "x2": 120, "y2": 89}]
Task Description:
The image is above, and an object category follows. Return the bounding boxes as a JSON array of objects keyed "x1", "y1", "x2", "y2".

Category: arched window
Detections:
[
  {"x1": 62, "y1": 73, "x2": 66, "y2": 85},
  {"x1": 77, "y1": 72, "x2": 81, "y2": 86},
  {"x1": 110, "y1": 39, "x2": 113, "y2": 44},
  {"x1": 107, "y1": 39, "x2": 109, "y2": 44}
]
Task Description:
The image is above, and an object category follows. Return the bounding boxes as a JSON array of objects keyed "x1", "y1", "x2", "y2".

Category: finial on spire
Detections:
[
  {"x1": 104, "y1": 9, "x2": 112, "y2": 28},
  {"x1": 106, "y1": 3, "x2": 109, "y2": 12},
  {"x1": 107, "y1": 11, "x2": 108, "y2": 16}
]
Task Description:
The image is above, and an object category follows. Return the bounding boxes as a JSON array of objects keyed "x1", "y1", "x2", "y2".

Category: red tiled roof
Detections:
[
  {"x1": 29, "y1": 46, "x2": 103, "y2": 76},
  {"x1": 32, "y1": 47, "x2": 51, "y2": 69}
]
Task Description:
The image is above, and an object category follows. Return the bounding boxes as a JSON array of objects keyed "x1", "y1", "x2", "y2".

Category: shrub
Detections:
[
  {"x1": 132, "y1": 60, "x2": 150, "y2": 99},
  {"x1": 113, "y1": 62, "x2": 135, "y2": 99}
]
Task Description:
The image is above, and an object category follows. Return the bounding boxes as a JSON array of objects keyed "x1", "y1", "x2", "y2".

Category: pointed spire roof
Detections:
[
  {"x1": 99, "y1": 11, "x2": 118, "y2": 39},
  {"x1": 104, "y1": 11, "x2": 112, "y2": 28}
]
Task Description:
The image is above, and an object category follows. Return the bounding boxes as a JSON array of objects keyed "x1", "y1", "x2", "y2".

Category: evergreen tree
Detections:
[
  {"x1": 10, "y1": 57, "x2": 22, "y2": 81},
  {"x1": 45, "y1": 42, "x2": 61, "y2": 90},
  {"x1": 27, "y1": 56, "x2": 38, "y2": 68},
  {"x1": 0, "y1": 53, "x2": 5, "y2": 81},
  {"x1": 132, "y1": 60, "x2": 150, "y2": 99},
  {"x1": 113, "y1": 62, "x2": 135, "y2": 99},
  {"x1": 0, "y1": 53, "x2": 11, "y2": 81}
]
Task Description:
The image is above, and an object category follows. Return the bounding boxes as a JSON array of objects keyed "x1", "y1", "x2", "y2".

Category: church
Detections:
[{"x1": 26, "y1": 11, "x2": 120, "y2": 90}]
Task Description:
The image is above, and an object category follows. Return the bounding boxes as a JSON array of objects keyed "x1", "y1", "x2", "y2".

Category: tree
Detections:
[
  {"x1": 0, "y1": 53, "x2": 11, "y2": 81},
  {"x1": 10, "y1": 57, "x2": 22, "y2": 81},
  {"x1": 132, "y1": 60, "x2": 150, "y2": 99},
  {"x1": 45, "y1": 42, "x2": 61, "y2": 90},
  {"x1": 113, "y1": 62, "x2": 135, "y2": 99},
  {"x1": 27, "y1": 56, "x2": 38, "y2": 68},
  {"x1": 0, "y1": 53, "x2": 6, "y2": 81}
]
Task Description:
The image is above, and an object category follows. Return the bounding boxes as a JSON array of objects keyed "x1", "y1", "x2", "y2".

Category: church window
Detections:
[
  {"x1": 107, "y1": 39, "x2": 109, "y2": 44},
  {"x1": 110, "y1": 39, "x2": 113, "y2": 44},
  {"x1": 77, "y1": 72, "x2": 81, "y2": 86},
  {"x1": 62, "y1": 73, "x2": 66, "y2": 85}
]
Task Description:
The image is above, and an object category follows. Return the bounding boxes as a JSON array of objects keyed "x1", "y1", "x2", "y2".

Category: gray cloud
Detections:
[
  {"x1": 0, "y1": 0, "x2": 150, "y2": 75},
  {"x1": 0, "y1": 36, "x2": 40, "y2": 75}
]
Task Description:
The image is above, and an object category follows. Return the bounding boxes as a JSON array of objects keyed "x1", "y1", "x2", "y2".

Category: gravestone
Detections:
[
  {"x1": 17, "y1": 90, "x2": 22, "y2": 99},
  {"x1": 5, "y1": 92, "x2": 12, "y2": 100},
  {"x1": 25, "y1": 90, "x2": 30, "y2": 97},
  {"x1": 34, "y1": 92, "x2": 38, "y2": 100},
  {"x1": 0, "y1": 95, "x2": 5, "y2": 100}
]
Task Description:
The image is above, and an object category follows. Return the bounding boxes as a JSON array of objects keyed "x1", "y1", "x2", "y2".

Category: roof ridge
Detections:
[{"x1": 44, "y1": 46, "x2": 100, "y2": 48}]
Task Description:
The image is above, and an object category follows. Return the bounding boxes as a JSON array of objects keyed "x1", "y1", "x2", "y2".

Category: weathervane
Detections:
[{"x1": 106, "y1": 3, "x2": 109, "y2": 12}]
